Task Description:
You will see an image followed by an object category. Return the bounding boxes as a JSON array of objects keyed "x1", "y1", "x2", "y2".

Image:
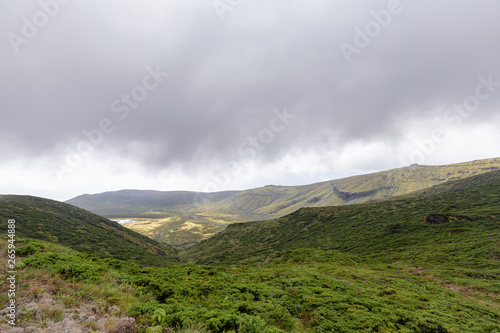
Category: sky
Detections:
[{"x1": 1, "y1": 0, "x2": 500, "y2": 201}]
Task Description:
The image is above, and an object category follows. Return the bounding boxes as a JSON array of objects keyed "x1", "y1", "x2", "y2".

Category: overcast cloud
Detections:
[{"x1": 1, "y1": 0, "x2": 500, "y2": 201}]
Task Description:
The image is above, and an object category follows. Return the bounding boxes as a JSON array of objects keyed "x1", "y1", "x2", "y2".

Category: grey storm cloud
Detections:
[{"x1": 2, "y1": 0, "x2": 500, "y2": 171}]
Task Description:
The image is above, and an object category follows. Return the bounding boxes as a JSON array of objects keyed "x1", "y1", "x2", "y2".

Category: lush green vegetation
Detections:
[
  {"x1": 0, "y1": 195, "x2": 178, "y2": 266},
  {"x1": 2, "y1": 238, "x2": 499, "y2": 332}
]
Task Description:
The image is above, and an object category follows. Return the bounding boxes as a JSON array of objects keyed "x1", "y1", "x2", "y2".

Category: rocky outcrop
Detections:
[
  {"x1": 307, "y1": 197, "x2": 321, "y2": 204},
  {"x1": 331, "y1": 184, "x2": 392, "y2": 204},
  {"x1": 0, "y1": 293, "x2": 137, "y2": 333},
  {"x1": 423, "y1": 214, "x2": 468, "y2": 225},
  {"x1": 114, "y1": 317, "x2": 137, "y2": 333}
]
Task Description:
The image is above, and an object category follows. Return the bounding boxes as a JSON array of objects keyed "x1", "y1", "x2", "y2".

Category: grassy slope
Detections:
[
  {"x1": 209, "y1": 157, "x2": 500, "y2": 220},
  {"x1": 180, "y1": 169, "x2": 500, "y2": 273},
  {"x1": 0, "y1": 195, "x2": 177, "y2": 266}
]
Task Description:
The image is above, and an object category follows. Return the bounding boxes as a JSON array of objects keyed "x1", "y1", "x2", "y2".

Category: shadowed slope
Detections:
[{"x1": 0, "y1": 195, "x2": 178, "y2": 266}]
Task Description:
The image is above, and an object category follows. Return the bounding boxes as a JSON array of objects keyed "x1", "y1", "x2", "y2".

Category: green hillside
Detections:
[
  {"x1": 3, "y1": 231, "x2": 499, "y2": 331},
  {"x1": 180, "y1": 169, "x2": 500, "y2": 269},
  {"x1": 0, "y1": 195, "x2": 177, "y2": 266},
  {"x1": 66, "y1": 158, "x2": 500, "y2": 247},
  {"x1": 208, "y1": 157, "x2": 500, "y2": 220}
]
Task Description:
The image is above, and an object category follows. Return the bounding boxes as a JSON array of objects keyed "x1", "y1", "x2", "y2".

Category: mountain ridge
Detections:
[{"x1": 67, "y1": 157, "x2": 500, "y2": 219}]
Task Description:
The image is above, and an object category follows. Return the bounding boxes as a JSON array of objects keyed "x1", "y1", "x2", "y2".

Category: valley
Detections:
[
  {"x1": 68, "y1": 157, "x2": 500, "y2": 248},
  {"x1": 117, "y1": 214, "x2": 230, "y2": 249}
]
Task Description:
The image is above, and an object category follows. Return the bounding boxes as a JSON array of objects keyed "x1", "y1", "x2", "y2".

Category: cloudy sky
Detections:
[{"x1": 1, "y1": 0, "x2": 500, "y2": 201}]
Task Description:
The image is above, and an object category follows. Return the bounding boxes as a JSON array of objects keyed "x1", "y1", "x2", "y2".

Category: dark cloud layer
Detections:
[{"x1": 1, "y1": 0, "x2": 500, "y2": 196}]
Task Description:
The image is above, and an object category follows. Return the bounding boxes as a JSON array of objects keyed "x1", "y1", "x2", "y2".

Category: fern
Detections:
[
  {"x1": 145, "y1": 326, "x2": 163, "y2": 333},
  {"x1": 151, "y1": 308, "x2": 167, "y2": 326}
]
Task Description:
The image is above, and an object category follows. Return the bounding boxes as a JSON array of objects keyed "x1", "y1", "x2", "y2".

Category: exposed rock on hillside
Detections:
[{"x1": 424, "y1": 214, "x2": 468, "y2": 225}]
